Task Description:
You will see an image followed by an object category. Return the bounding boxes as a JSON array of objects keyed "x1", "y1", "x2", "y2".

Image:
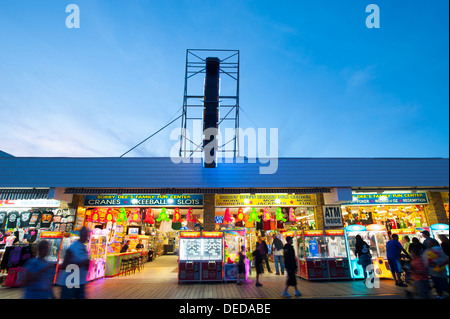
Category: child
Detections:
[
  {"x1": 237, "y1": 245, "x2": 246, "y2": 285},
  {"x1": 410, "y1": 246, "x2": 430, "y2": 299}
]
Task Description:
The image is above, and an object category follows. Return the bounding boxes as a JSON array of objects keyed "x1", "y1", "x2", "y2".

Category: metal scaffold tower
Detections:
[{"x1": 179, "y1": 49, "x2": 240, "y2": 159}]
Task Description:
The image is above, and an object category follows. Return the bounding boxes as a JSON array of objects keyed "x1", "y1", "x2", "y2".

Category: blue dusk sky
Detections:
[{"x1": 0, "y1": 0, "x2": 448, "y2": 158}]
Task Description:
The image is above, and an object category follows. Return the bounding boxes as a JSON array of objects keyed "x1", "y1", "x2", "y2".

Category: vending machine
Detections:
[
  {"x1": 178, "y1": 231, "x2": 202, "y2": 283},
  {"x1": 39, "y1": 231, "x2": 64, "y2": 283},
  {"x1": 324, "y1": 229, "x2": 351, "y2": 280},
  {"x1": 223, "y1": 228, "x2": 247, "y2": 282},
  {"x1": 86, "y1": 228, "x2": 108, "y2": 281},
  {"x1": 365, "y1": 224, "x2": 391, "y2": 279},
  {"x1": 201, "y1": 231, "x2": 223, "y2": 281},
  {"x1": 298, "y1": 230, "x2": 329, "y2": 280}
]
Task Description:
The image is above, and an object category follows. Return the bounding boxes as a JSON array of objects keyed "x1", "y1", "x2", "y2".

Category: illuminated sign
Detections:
[
  {"x1": 344, "y1": 225, "x2": 366, "y2": 232},
  {"x1": 202, "y1": 232, "x2": 223, "y2": 238},
  {"x1": 0, "y1": 199, "x2": 61, "y2": 208},
  {"x1": 180, "y1": 231, "x2": 201, "y2": 238},
  {"x1": 325, "y1": 229, "x2": 344, "y2": 236},
  {"x1": 304, "y1": 230, "x2": 324, "y2": 237},
  {"x1": 40, "y1": 231, "x2": 63, "y2": 238},
  {"x1": 430, "y1": 223, "x2": 449, "y2": 231},
  {"x1": 343, "y1": 192, "x2": 428, "y2": 206},
  {"x1": 84, "y1": 194, "x2": 203, "y2": 207},
  {"x1": 215, "y1": 194, "x2": 316, "y2": 207},
  {"x1": 323, "y1": 205, "x2": 343, "y2": 228}
]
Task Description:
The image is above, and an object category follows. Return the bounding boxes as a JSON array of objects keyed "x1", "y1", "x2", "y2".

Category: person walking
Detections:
[
  {"x1": 58, "y1": 227, "x2": 90, "y2": 299},
  {"x1": 22, "y1": 240, "x2": 55, "y2": 299},
  {"x1": 409, "y1": 237, "x2": 425, "y2": 256},
  {"x1": 282, "y1": 236, "x2": 301, "y2": 297},
  {"x1": 272, "y1": 234, "x2": 285, "y2": 275},
  {"x1": 438, "y1": 234, "x2": 449, "y2": 257},
  {"x1": 421, "y1": 230, "x2": 432, "y2": 248},
  {"x1": 354, "y1": 235, "x2": 373, "y2": 284},
  {"x1": 386, "y1": 233, "x2": 410, "y2": 287},
  {"x1": 409, "y1": 246, "x2": 430, "y2": 299},
  {"x1": 423, "y1": 238, "x2": 449, "y2": 299},
  {"x1": 237, "y1": 245, "x2": 246, "y2": 285},
  {"x1": 258, "y1": 237, "x2": 272, "y2": 273},
  {"x1": 252, "y1": 242, "x2": 264, "y2": 287}
]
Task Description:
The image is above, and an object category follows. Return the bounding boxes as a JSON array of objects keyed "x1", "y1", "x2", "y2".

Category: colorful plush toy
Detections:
[
  {"x1": 91, "y1": 208, "x2": 100, "y2": 222},
  {"x1": 143, "y1": 208, "x2": 154, "y2": 224},
  {"x1": 187, "y1": 207, "x2": 198, "y2": 223},
  {"x1": 156, "y1": 207, "x2": 170, "y2": 222},
  {"x1": 248, "y1": 208, "x2": 260, "y2": 222},
  {"x1": 288, "y1": 207, "x2": 296, "y2": 222},
  {"x1": 105, "y1": 208, "x2": 116, "y2": 223},
  {"x1": 235, "y1": 207, "x2": 245, "y2": 222},
  {"x1": 223, "y1": 208, "x2": 233, "y2": 224},
  {"x1": 117, "y1": 208, "x2": 127, "y2": 223},
  {"x1": 128, "y1": 208, "x2": 141, "y2": 223},
  {"x1": 263, "y1": 207, "x2": 273, "y2": 222},
  {"x1": 172, "y1": 207, "x2": 183, "y2": 223},
  {"x1": 276, "y1": 207, "x2": 286, "y2": 222}
]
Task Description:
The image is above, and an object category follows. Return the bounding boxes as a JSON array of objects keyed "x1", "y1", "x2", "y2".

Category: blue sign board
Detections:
[
  {"x1": 343, "y1": 192, "x2": 428, "y2": 206},
  {"x1": 84, "y1": 194, "x2": 203, "y2": 207}
]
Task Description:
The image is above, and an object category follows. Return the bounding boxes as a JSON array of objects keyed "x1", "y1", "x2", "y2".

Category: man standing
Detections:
[
  {"x1": 282, "y1": 236, "x2": 302, "y2": 297},
  {"x1": 257, "y1": 237, "x2": 272, "y2": 273},
  {"x1": 386, "y1": 234, "x2": 410, "y2": 287},
  {"x1": 272, "y1": 234, "x2": 285, "y2": 275}
]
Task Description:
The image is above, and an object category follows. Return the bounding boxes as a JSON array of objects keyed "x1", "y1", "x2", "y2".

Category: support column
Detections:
[
  {"x1": 203, "y1": 193, "x2": 216, "y2": 231},
  {"x1": 424, "y1": 191, "x2": 448, "y2": 225},
  {"x1": 315, "y1": 193, "x2": 325, "y2": 230}
]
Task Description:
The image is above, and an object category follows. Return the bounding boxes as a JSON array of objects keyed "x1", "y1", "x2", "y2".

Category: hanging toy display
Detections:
[
  {"x1": 235, "y1": 207, "x2": 246, "y2": 222},
  {"x1": 91, "y1": 208, "x2": 100, "y2": 223},
  {"x1": 143, "y1": 208, "x2": 155, "y2": 224},
  {"x1": 223, "y1": 208, "x2": 233, "y2": 224},
  {"x1": 117, "y1": 208, "x2": 127, "y2": 223},
  {"x1": 288, "y1": 207, "x2": 296, "y2": 222},
  {"x1": 128, "y1": 208, "x2": 142, "y2": 223},
  {"x1": 172, "y1": 207, "x2": 183, "y2": 223},
  {"x1": 105, "y1": 208, "x2": 116, "y2": 223},
  {"x1": 276, "y1": 207, "x2": 286, "y2": 222},
  {"x1": 156, "y1": 207, "x2": 170, "y2": 222},
  {"x1": 248, "y1": 207, "x2": 260, "y2": 222},
  {"x1": 263, "y1": 207, "x2": 273, "y2": 222}
]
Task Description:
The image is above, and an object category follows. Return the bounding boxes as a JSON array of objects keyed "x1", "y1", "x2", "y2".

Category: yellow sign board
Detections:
[{"x1": 215, "y1": 194, "x2": 316, "y2": 207}]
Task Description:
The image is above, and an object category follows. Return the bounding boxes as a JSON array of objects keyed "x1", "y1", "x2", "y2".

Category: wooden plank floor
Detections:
[{"x1": 0, "y1": 255, "x2": 421, "y2": 299}]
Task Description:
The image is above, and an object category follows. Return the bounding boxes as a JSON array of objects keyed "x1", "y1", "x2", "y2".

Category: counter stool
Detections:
[{"x1": 120, "y1": 256, "x2": 131, "y2": 276}]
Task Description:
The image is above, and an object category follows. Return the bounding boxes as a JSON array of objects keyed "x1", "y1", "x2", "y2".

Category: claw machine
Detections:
[
  {"x1": 430, "y1": 223, "x2": 449, "y2": 242},
  {"x1": 201, "y1": 231, "x2": 223, "y2": 281},
  {"x1": 324, "y1": 229, "x2": 351, "y2": 279},
  {"x1": 40, "y1": 231, "x2": 64, "y2": 283},
  {"x1": 298, "y1": 230, "x2": 329, "y2": 280},
  {"x1": 86, "y1": 228, "x2": 108, "y2": 281},
  {"x1": 365, "y1": 224, "x2": 391, "y2": 278},
  {"x1": 223, "y1": 228, "x2": 248, "y2": 282},
  {"x1": 178, "y1": 231, "x2": 202, "y2": 283}
]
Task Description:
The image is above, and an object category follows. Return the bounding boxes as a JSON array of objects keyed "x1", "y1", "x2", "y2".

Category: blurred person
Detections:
[
  {"x1": 257, "y1": 237, "x2": 272, "y2": 273},
  {"x1": 272, "y1": 234, "x2": 285, "y2": 275},
  {"x1": 136, "y1": 239, "x2": 144, "y2": 251},
  {"x1": 423, "y1": 238, "x2": 449, "y2": 299},
  {"x1": 236, "y1": 245, "x2": 246, "y2": 285},
  {"x1": 409, "y1": 246, "x2": 430, "y2": 299},
  {"x1": 23, "y1": 240, "x2": 55, "y2": 299},
  {"x1": 438, "y1": 234, "x2": 449, "y2": 257},
  {"x1": 354, "y1": 235, "x2": 373, "y2": 283},
  {"x1": 386, "y1": 234, "x2": 410, "y2": 287},
  {"x1": 421, "y1": 230, "x2": 432, "y2": 248},
  {"x1": 59, "y1": 227, "x2": 90, "y2": 299},
  {"x1": 120, "y1": 240, "x2": 131, "y2": 253},
  {"x1": 252, "y1": 242, "x2": 264, "y2": 287},
  {"x1": 402, "y1": 235, "x2": 411, "y2": 253},
  {"x1": 282, "y1": 236, "x2": 301, "y2": 297},
  {"x1": 409, "y1": 237, "x2": 425, "y2": 256}
]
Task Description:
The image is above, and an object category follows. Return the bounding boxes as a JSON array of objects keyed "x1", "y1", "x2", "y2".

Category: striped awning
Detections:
[{"x1": 0, "y1": 188, "x2": 50, "y2": 200}]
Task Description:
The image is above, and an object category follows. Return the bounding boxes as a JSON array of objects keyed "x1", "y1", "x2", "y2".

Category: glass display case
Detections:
[
  {"x1": 87, "y1": 229, "x2": 108, "y2": 281},
  {"x1": 223, "y1": 229, "x2": 247, "y2": 281},
  {"x1": 325, "y1": 234, "x2": 347, "y2": 258},
  {"x1": 179, "y1": 237, "x2": 202, "y2": 260}
]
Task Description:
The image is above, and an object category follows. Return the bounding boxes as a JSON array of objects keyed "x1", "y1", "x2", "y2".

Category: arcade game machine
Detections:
[
  {"x1": 298, "y1": 230, "x2": 329, "y2": 280},
  {"x1": 200, "y1": 231, "x2": 223, "y2": 282},
  {"x1": 178, "y1": 231, "x2": 202, "y2": 283},
  {"x1": 58, "y1": 231, "x2": 80, "y2": 266},
  {"x1": 324, "y1": 229, "x2": 351, "y2": 279},
  {"x1": 86, "y1": 228, "x2": 108, "y2": 281},
  {"x1": 344, "y1": 225, "x2": 372, "y2": 279},
  {"x1": 430, "y1": 223, "x2": 449, "y2": 242},
  {"x1": 365, "y1": 224, "x2": 391, "y2": 279},
  {"x1": 223, "y1": 228, "x2": 248, "y2": 282},
  {"x1": 40, "y1": 231, "x2": 64, "y2": 283}
]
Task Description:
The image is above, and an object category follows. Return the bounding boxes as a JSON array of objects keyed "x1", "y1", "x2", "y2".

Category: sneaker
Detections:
[
  {"x1": 255, "y1": 282, "x2": 263, "y2": 287},
  {"x1": 282, "y1": 291, "x2": 291, "y2": 298},
  {"x1": 294, "y1": 290, "x2": 302, "y2": 297},
  {"x1": 281, "y1": 272, "x2": 285, "y2": 275},
  {"x1": 268, "y1": 270, "x2": 273, "y2": 273},
  {"x1": 275, "y1": 273, "x2": 280, "y2": 275}
]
